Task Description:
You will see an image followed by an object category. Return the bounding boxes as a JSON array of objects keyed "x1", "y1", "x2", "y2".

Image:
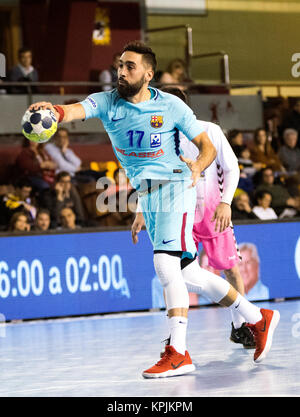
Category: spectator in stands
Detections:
[
  {"x1": 59, "y1": 207, "x2": 80, "y2": 230},
  {"x1": 231, "y1": 192, "x2": 259, "y2": 220},
  {"x1": 252, "y1": 190, "x2": 277, "y2": 220},
  {"x1": 8, "y1": 211, "x2": 30, "y2": 232},
  {"x1": 237, "y1": 145, "x2": 262, "y2": 178},
  {"x1": 45, "y1": 127, "x2": 81, "y2": 176},
  {"x1": 34, "y1": 208, "x2": 51, "y2": 232},
  {"x1": 7, "y1": 47, "x2": 38, "y2": 94},
  {"x1": 159, "y1": 58, "x2": 191, "y2": 91},
  {"x1": 280, "y1": 99, "x2": 300, "y2": 148},
  {"x1": 255, "y1": 166, "x2": 300, "y2": 216},
  {"x1": 98, "y1": 168, "x2": 134, "y2": 226},
  {"x1": 99, "y1": 52, "x2": 121, "y2": 91},
  {"x1": 38, "y1": 171, "x2": 85, "y2": 228},
  {"x1": 16, "y1": 139, "x2": 56, "y2": 192},
  {"x1": 45, "y1": 127, "x2": 105, "y2": 183},
  {"x1": 227, "y1": 129, "x2": 245, "y2": 157},
  {"x1": 0, "y1": 179, "x2": 37, "y2": 229},
  {"x1": 278, "y1": 128, "x2": 300, "y2": 173},
  {"x1": 250, "y1": 128, "x2": 284, "y2": 172}
]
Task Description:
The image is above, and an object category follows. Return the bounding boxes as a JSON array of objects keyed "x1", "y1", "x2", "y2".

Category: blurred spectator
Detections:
[
  {"x1": 159, "y1": 58, "x2": 191, "y2": 91},
  {"x1": 45, "y1": 127, "x2": 81, "y2": 176},
  {"x1": 0, "y1": 179, "x2": 37, "y2": 230},
  {"x1": 250, "y1": 128, "x2": 284, "y2": 172},
  {"x1": 7, "y1": 47, "x2": 38, "y2": 94},
  {"x1": 252, "y1": 190, "x2": 277, "y2": 220},
  {"x1": 231, "y1": 192, "x2": 259, "y2": 220},
  {"x1": 280, "y1": 99, "x2": 300, "y2": 148},
  {"x1": 99, "y1": 52, "x2": 121, "y2": 91},
  {"x1": 38, "y1": 171, "x2": 85, "y2": 228},
  {"x1": 237, "y1": 145, "x2": 262, "y2": 177},
  {"x1": 255, "y1": 167, "x2": 300, "y2": 216},
  {"x1": 33, "y1": 209, "x2": 51, "y2": 232},
  {"x1": 59, "y1": 207, "x2": 81, "y2": 230},
  {"x1": 16, "y1": 139, "x2": 56, "y2": 192},
  {"x1": 8, "y1": 211, "x2": 31, "y2": 233},
  {"x1": 227, "y1": 129, "x2": 244, "y2": 157},
  {"x1": 45, "y1": 127, "x2": 107, "y2": 183},
  {"x1": 278, "y1": 129, "x2": 300, "y2": 173},
  {"x1": 98, "y1": 168, "x2": 134, "y2": 226}
]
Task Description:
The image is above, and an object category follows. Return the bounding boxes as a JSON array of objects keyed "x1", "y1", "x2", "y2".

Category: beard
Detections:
[{"x1": 117, "y1": 76, "x2": 146, "y2": 99}]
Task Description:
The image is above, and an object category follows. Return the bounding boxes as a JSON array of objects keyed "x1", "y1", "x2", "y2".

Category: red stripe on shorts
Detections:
[{"x1": 181, "y1": 212, "x2": 187, "y2": 252}]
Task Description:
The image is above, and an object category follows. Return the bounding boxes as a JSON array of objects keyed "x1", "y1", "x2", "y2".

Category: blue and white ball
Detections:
[{"x1": 22, "y1": 108, "x2": 58, "y2": 143}]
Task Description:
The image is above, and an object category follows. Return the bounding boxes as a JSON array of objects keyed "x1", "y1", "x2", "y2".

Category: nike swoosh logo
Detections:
[
  {"x1": 112, "y1": 117, "x2": 126, "y2": 122},
  {"x1": 171, "y1": 360, "x2": 184, "y2": 369},
  {"x1": 261, "y1": 319, "x2": 266, "y2": 332},
  {"x1": 235, "y1": 302, "x2": 240, "y2": 309},
  {"x1": 162, "y1": 239, "x2": 176, "y2": 244}
]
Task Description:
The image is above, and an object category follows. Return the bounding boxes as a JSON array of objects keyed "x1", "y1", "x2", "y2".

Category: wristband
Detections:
[{"x1": 53, "y1": 105, "x2": 65, "y2": 123}]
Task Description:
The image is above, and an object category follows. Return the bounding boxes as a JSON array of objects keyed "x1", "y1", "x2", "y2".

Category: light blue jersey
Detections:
[{"x1": 80, "y1": 87, "x2": 204, "y2": 190}]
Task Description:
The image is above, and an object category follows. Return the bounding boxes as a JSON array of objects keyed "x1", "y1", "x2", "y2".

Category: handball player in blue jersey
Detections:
[{"x1": 29, "y1": 41, "x2": 280, "y2": 378}]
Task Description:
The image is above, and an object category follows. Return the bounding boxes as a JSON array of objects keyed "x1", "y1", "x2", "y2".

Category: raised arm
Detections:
[{"x1": 28, "y1": 101, "x2": 85, "y2": 123}]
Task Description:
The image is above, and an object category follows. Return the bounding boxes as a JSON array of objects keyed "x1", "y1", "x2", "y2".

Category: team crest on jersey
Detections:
[
  {"x1": 150, "y1": 115, "x2": 163, "y2": 128},
  {"x1": 150, "y1": 133, "x2": 161, "y2": 148}
]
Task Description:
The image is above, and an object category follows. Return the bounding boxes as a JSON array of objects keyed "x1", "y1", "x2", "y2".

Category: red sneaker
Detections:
[
  {"x1": 248, "y1": 308, "x2": 280, "y2": 363},
  {"x1": 142, "y1": 345, "x2": 195, "y2": 378}
]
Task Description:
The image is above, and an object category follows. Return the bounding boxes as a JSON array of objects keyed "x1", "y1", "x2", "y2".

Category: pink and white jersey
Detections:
[{"x1": 180, "y1": 121, "x2": 240, "y2": 238}]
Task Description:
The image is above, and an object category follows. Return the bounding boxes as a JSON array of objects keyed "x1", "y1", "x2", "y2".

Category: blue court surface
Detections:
[{"x1": 0, "y1": 299, "x2": 299, "y2": 397}]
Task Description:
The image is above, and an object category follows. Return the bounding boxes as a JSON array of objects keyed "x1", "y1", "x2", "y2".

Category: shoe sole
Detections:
[
  {"x1": 142, "y1": 364, "x2": 195, "y2": 379},
  {"x1": 254, "y1": 310, "x2": 280, "y2": 363}
]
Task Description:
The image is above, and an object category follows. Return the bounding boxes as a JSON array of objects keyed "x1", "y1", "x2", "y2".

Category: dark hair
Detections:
[
  {"x1": 254, "y1": 189, "x2": 272, "y2": 204},
  {"x1": 122, "y1": 41, "x2": 157, "y2": 72},
  {"x1": 18, "y1": 47, "x2": 32, "y2": 57},
  {"x1": 253, "y1": 128, "x2": 267, "y2": 144},
  {"x1": 56, "y1": 171, "x2": 71, "y2": 182},
  {"x1": 14, "y1": 178, "x2": 32, "y2": 190},
  {"x1": 160, "y1": 86, "x2": 187, "y2": 104},
  {"x1": 8, "y1": 211, "x2": 29, "y2": 231},
  {"x1": 36, "y1": 208, "x2": 50, "y2": 218},
  {"x1": 227, "y1": 129, "x2": 242, "y2": 143}
]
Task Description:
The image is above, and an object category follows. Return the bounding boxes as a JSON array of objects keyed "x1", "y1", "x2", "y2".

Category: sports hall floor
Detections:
[{"x1": 0, "y1": 299, "x2": 299, "y2": 397}]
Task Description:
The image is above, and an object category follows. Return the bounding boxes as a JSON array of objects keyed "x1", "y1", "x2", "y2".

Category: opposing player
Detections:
[
  {"x1": 167, "y1": 87, "x2": 255, "y2": 348},
  {"x1": 29, "y1": 41, "x2": 279, "y2": 378}
]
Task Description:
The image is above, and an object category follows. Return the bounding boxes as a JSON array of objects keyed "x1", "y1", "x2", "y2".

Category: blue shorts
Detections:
[{"x1": 139, "y1": 180, "x2": 197, "y2": 259}]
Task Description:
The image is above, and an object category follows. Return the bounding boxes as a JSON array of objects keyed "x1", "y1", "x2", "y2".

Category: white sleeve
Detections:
[{"x1": 207, "y1": 123, "x2": 240, "y2": 205}]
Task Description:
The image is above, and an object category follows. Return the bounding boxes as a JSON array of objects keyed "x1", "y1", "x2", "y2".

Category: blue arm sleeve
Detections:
[
  {"x1": 171, "y1": 95, "x2": 205, "y2": 140},
  {"x1": 80, "y1": 92, "x2": 110, "y2": 121}
]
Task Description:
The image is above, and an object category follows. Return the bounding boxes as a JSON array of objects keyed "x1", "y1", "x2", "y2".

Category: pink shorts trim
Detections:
[{"x1": 193, "y1": 227, "x2": 240, "y2": 271}]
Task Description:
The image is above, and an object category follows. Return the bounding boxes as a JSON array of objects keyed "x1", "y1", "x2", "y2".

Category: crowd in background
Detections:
[{"x1": 0, "y1": 48, "x2": 300, "y2": 233}]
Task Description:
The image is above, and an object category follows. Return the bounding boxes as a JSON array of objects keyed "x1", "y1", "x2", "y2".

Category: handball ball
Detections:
[{"x1": 22, "y1": 108, "x2": 58, "y2": 143}]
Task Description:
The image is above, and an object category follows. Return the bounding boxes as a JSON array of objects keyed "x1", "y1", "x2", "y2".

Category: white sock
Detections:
[
  {"x1": 230, "y1": 293, "x2": 262, "y2": 324},
  {"x1": 231, "y1": 309, "x2": 246, "y2": 329},
  {"x1": 168, "y1": 316, "x2": 187, "y2": 355}
]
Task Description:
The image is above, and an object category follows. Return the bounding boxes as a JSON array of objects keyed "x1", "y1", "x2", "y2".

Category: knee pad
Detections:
[{"x1": 182, "y1": 259, "x2": 230, "y2": 303}]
